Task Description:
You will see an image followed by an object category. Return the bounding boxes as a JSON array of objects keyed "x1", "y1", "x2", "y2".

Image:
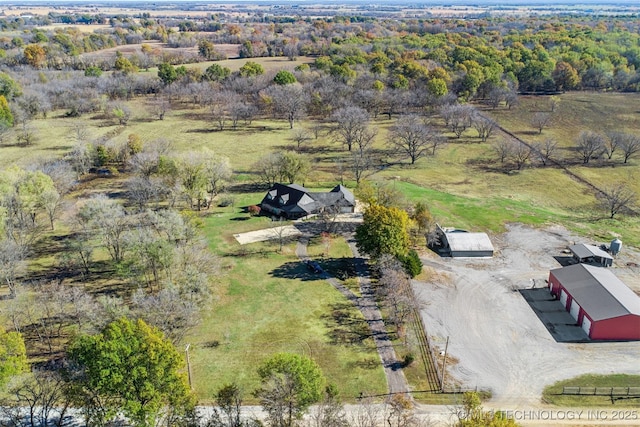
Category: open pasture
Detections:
[{"x1": 1, "y1": 90, "x2": 639, "y2": 245}]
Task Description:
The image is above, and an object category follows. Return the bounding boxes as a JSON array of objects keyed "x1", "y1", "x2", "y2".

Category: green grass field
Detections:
[
  {"x1": 542, "y1": 374, "x2": 640, "y2": 407},
  {"x1": 2, "y1": 89, "x2": 640, "y2": 401},
  {"x1": 186, "y1": 201, "x2": 387, "y2": 403}
]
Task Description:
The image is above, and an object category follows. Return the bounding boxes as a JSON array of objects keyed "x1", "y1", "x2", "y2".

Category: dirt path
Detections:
[
  {"x1": 295, "y1": 236, "x2": 410, "y2": 395},
  {"x1": 347, "y1": 239, "x2": 411, "y2": 395}
]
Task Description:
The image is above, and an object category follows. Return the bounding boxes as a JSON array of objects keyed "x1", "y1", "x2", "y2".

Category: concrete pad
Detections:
[
  {"x1": 234, "y1": 225, "x2": 302, "y2": 245},
  {"x1": 520, "y1": 288, "x2": 589, "y2": 342}
]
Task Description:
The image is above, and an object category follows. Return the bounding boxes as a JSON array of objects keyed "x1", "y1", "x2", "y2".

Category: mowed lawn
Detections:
[{"x1": 186, "y1": 199, "x2": 387, "y2": 403}]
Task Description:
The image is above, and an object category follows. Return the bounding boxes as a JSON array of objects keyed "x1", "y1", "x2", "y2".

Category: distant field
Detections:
[
  {"x1": 141, "y1": 55, "x2": 313, "y2": 74},
  {"x1": 35, "y1": 23, "x2": 112, "y2": 33}
]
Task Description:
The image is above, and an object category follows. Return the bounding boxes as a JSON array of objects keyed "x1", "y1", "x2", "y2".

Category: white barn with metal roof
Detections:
[{"x1": 437, "y1": 225, "x2": 494, "y2": 257}]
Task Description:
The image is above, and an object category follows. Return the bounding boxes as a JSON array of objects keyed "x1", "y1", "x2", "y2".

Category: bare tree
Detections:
[
  {"x1": 472, "y1": 114, "x2": 497, "y2": 142},
  {"x1": 384, "y1": 393, "x2": 429, "y2": 427},
  {"x1": 618, "y1": 133, "x2": 640, "y2": 164},
  {"x1": 511, "y1": 142, "x2": 532, "y2": 170},
  {"x1": 290, "y1": 128, "x2": 312, "y2": 150},
  {"x1": 269, "y1": 218, "x2": 291, "y2": 252},
  {"x1": 598, "y1": 184, "x2": 637, "y2": 219},
  {"x1": 604, "y1": 131, "x2": 624, "y2": 160},
  {"x1": 131, "y1": 287, "x2": 200, "y2": 344},
  {"x1": 16, "y1": 121, "x2": 37, "y2": 146},
  {"x1": 265, "y1": 84, "x2": 308, "y2": 129},
  {"x1": 388, "y1": 115, "x2": 443, "y2": 164},
  {"x1": 487, "y1": 87, "x2": 505, "y2": 109},
  {"x1": 533, "y1": 138, "x2": 558, "y2": 166},
  {"x1": 379, "y1": 267, "x2": 415, "y2": 338},
  {"x1": 440, "y1": 104, "x2": 474, "y2": 138},
  {"x1": 348, "y1": 395, "x2": 383, "y2": 427},
  {"x1": 149, "y1": 97, "x2": 171, "y2": 120},
  {"x1": 77, "y1": 194, "x2": 129, "y2": 263},
  {"x1": 305, "y1": 388, "x2": 348, "y2": 427},
  {"x1": 203, "y1": 150, "x2": 233, "y2": 207},
  {"x1": 576, "y1": 131, "x2": 605, "y2": 164},
  {"x1": 504, "y1": 88, "x2": 519, "y2": 110},
  {"x1": 60, "y1": 233, "x2": 94, "y2": 281},
  {"x1": 531, "y1": 112, "x2": 552, "y2": 134},
  {"x1": 492, "y1": 139, "x2": 512, "y2": 164},
  {"x1": 253, "y1": 153, "x2": 283, "y2": 187},
  {"x1": 1, "y1": 370, "x2": 73, "y2": 427},
  {"x1": 351, "y1": 148, "x2": 374, "y2": 185},
  {"x1": 0, "y1": 240, "x2": 26, "y2": 298},
  {"x1": 41, "y1": 188, "x2": 63, "y2": 230},
  {"x1": 66, "y1": 141, "x2": 94, "y2": 177},
  {"x1": 331, "y1": 106, "x2": 372, "y2": 151},
  {"x1": 37, "y1": 160, "x2": 76, "y2": 196},
  {"x1": 0, "y1": 120, "x2": 10, "y2": 145}
]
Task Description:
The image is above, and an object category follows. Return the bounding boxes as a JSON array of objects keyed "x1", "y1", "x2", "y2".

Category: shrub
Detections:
[
  {"x1": 403, "y1": 353, "x2": 415, "y2": 367},
  {"x1": 248, "y1": 205, "x2": 261, "y2": 216},
  {"x1": 400, "y1": 249, "x2": 422, "y2": 278},
  {"x1": 218, "y1": 194, "x2": 235, "y2": 207}
]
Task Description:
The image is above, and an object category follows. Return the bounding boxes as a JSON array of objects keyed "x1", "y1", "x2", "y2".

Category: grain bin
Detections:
[{"x1": 610, "y1": 238, "x2": 622, "y2": 256}]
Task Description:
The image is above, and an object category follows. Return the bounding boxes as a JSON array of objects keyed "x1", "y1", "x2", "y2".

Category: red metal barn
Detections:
[{"x1": 548, "y1": 264, "x2": 640, "y2": 341}]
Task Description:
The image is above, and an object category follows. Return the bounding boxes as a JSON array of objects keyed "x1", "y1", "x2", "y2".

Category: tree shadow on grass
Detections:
[
  {"x1": 269, "y1": 260, "x2": 324, "y2": 281},
  {"x1": 321, "y1": 302, "x2": 372, "y2": 346},
  {"x1": 318, "y1": 257, "x2": 360, "y2": 280}
]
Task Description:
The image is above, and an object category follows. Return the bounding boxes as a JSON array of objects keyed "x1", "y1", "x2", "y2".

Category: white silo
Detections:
[{"x1": 610, "y1": 238, "x2": 622, "y2": 256}]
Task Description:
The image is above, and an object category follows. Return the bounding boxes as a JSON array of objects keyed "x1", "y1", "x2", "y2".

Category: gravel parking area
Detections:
[{"x1": 413, "y1": 224, "x2": 640, "y2": 408}]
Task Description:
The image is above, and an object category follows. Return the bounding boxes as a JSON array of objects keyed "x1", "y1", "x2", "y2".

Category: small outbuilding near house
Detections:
[
  {"x1": 569, "y1": 244, "x2": 614, "y2": 267},
  {"x1": 436, "y1": 225, "x2": 494, "y2": 257},
  {"x1": 548, "y1": 263, "x2": 640, "y2": 341}
]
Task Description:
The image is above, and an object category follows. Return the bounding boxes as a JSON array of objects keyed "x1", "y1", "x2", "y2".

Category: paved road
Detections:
[{"x1": 295, "y1": 235, "x2": 410, "y2": 396}]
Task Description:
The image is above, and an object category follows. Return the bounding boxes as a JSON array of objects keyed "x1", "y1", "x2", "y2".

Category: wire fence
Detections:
[{"x1": 562, "y1": 386, "x2": 640, "y2": 397}]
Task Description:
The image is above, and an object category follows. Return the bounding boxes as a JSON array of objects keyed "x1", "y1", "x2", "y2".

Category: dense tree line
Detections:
[{"x1": 0, "y1": 12, "x2": 639, "y2": 94}]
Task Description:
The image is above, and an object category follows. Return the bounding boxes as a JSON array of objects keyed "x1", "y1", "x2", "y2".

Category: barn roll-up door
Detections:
[
  {"x1": 581, "y1": 316, "x2": 592, "y2": 336},
  {"x1": 560, "y1": 289, "x2": 568, "y2": 308},
  {"x1": 569, "y1": 299, "x2": 581, "y2": 321}
]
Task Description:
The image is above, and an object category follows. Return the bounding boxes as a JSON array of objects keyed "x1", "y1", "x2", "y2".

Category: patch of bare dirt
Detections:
[{"x1": 413, "y1": 223, "x2": 640, "y2": 408}]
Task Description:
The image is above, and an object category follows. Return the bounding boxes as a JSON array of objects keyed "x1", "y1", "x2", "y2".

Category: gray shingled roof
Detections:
[
  {"x1": 551, "y1": 263, "x2": 640, "y2": 321},
  {"x1": 260, "y1": 183, "x2": 354, "y2": 217},
  {"x1": 569, "y1": 244, "x2": 613, "y2": 260}
]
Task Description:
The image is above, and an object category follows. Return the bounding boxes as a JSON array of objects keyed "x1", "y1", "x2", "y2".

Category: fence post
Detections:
[{"x1": 441, "y1": 336, "x2": 449, "y2": 393}]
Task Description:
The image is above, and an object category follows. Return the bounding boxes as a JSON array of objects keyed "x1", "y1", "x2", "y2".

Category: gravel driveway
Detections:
[{"x1": 413, "y1": 224, "x2": 640, "y2": 408}]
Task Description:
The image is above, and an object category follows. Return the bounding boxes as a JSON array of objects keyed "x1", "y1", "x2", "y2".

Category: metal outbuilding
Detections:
[
  {"x1": 437, "y1": 225, "x2": 494, "y2": 257},
  {"x1": 548, "y1": 264, "x2": 640, "y2": 341},
  {"x1": 569, "y1": 244, "x2": 613, "y2": 267}
]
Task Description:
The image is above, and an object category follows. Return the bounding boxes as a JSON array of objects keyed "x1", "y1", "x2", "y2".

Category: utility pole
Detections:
[
  {"x1": 185, "y1": 343, "x2": 193, "y2": 390},
  {"x1": 441, "y1": 336, "x2": 449, "y2": 393}
]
